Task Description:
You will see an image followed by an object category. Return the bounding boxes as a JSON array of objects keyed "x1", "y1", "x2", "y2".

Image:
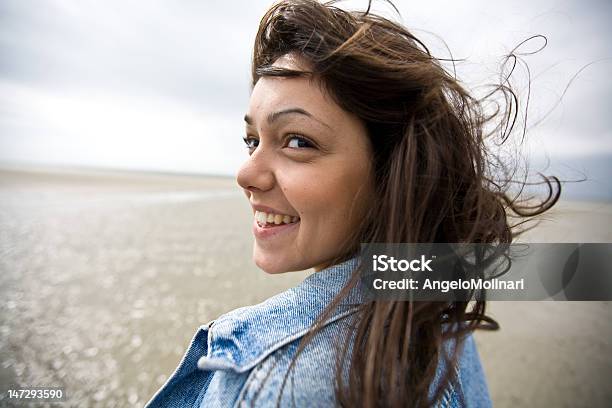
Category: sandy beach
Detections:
[{"x1": 0, "y1": 166, "x2": 610, "y2": 407}]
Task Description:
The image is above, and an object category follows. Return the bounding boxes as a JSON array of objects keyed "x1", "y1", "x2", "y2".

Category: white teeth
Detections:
[
  {"x1": 259, "y1": 212, "x2": 267, "y2": 223},
  {"x1": 255, "y1": 210, "x2": 300, "y2": 226}
]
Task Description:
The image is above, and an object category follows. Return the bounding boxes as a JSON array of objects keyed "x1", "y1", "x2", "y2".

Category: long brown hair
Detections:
[{"x1": 250, "y1": 1, "x2": 560, "y2": 406}]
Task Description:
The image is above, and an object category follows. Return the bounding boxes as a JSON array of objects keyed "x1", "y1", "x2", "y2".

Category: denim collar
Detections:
[{"x1": 196, "y1": 256, "x2": 364, "y2": 373}]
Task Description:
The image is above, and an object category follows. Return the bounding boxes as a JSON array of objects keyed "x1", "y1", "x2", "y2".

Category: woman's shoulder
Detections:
[
  {"x1": 209, "y1": 320, "x2": 490, "y2": 408},
  {"x1": 229, "y1": 316, "x2": 354, "y2": 407},
  {"x1": 205, "y1": 305, "x2": 491, "y2": 408},
  {"x1": 196, "y1": 269, "x2": 361, "y2": 375},
  {"x1": 196, "y1": 262, "x2": 363, "y2": 406}
]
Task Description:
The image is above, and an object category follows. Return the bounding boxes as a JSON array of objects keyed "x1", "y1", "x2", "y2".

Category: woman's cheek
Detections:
[{"x1": 280, "y1": 167, "x2": 325, "y2": 204}]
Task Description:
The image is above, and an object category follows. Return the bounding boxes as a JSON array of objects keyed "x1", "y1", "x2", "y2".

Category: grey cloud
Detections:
[
  {"x1": 0, "y1": 0, "x2": 609, "y2": 194},
  {"x1": 0, "y1": 0, "x2": 264, "y2": 112}
]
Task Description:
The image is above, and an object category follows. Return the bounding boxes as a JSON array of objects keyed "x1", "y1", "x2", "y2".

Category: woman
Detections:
[{"x1": 145, "y1": 0, "x2": 559, "y2": 407}]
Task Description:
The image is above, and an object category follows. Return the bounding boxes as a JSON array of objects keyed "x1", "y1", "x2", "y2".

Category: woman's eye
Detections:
[
  {"x1": 286, "y1": 135, "x2": 314, "y2": 149},
  {"x1": 242, "y1": 137, "x2": 259, "y2": 150}
]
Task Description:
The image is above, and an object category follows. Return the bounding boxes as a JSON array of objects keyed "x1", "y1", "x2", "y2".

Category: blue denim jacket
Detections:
[{"x1": 144, "y1": 257, "x2": 492, "y2": 407}]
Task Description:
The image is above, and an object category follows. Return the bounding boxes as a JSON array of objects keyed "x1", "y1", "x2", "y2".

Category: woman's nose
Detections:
[{"x1": 236, "y1": 151, "x2": 275, "y2": 194}]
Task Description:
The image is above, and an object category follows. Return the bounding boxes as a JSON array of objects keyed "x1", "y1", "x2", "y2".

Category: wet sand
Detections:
[
  {"x1": 0, "y1": 166, "x2": 610, "y2": 407},
  {"x1": 477, "y1": 200, "x2": 612, "y2": 407}
]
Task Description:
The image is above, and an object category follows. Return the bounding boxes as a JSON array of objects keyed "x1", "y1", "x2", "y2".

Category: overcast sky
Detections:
[{"x1": 0, "y1": 0, "x2": 610, "y2": 197}]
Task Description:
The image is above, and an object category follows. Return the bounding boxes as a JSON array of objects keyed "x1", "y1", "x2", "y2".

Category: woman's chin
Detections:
[
  {"x1": 253, "y1": 249, "x2": 303, "y2": 274},
  {"x1": 254, "y1": 251, "x2": 288, "y2": 274}
]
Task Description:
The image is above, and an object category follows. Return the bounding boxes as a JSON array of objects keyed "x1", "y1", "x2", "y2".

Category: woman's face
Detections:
[{"x1": 237, "y1": 54, "x2": 374, "y2": 274}]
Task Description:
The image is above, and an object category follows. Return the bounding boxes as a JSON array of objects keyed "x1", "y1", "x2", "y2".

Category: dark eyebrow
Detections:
[{"x1": 243, "y1": 108, "x2": 331, "y2": 129}]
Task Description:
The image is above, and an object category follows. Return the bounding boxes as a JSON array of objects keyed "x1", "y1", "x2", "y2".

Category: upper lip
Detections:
[{"x1": 251, "y1": 203, "x2": 298, "y2": 217}]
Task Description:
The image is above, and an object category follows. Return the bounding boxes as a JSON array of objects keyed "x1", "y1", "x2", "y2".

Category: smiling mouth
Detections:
[{"x1": 255, "y1": 210, "x2": 300, "y2": 228}]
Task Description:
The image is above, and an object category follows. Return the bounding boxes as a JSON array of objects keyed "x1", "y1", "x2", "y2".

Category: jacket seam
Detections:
[
  {"x1": 233, "y1": 351, "x2": 281, "y2": 408},
  {"x1": 438, "y1": 364, "x2": 462, "y2": 407}
]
